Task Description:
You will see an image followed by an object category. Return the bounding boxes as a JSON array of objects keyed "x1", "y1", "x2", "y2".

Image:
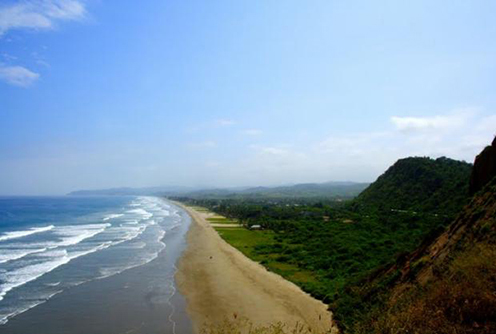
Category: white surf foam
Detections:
[
  {"x1": 106, "y1": 224, "x2": 148, "y2": 246},
  {"x1": 97, "y1": 240, "x2": 165, "y2": 280},
  {"x1": 0, "y1": 248, "x2": 48, "y2": 264},
  {"x1": 0, "y1": 240, "x2": 114, "y2": 303},
  {"x1": 0, "y1": 225, "x2": 54, "y2": 242},
  {"x1": 102, "y1": 213, "x2": 124, "y2": 221},
  {"x1": 140, "y1": 197, "x2": 171, "y2": 213},
  {"x1": 126, "y1": 208, "x2": 153, "y2": 219},
  {"x1": 45, "y1": 281, "x2": 61, "y2": 287},
  {"x1": 55, "y1": 223, "x2": 110, "y2": 247},
  {"x1": 0, "y1": 196, "x2": 180, "y2": 325},
  {"x1": 0, "y1": 289, "x2": 64, "y2": 325},
  {"x1": 4, "y1": 223, "x2": 111, "y2": 250},
  {"x1": 123, "y1": 220, "x2": 138, "y2": 225},
  {"x1": 0, "y1": 251, "x2": 71, "y2": 302},
  {"x1": 67, "y1": 241, "x2": 113, "y2": 260}
]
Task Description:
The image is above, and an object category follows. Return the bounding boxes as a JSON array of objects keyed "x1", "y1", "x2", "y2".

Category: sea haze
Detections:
[{"x1": 0, "y1": 196, "x2": 191, "y2": 332}]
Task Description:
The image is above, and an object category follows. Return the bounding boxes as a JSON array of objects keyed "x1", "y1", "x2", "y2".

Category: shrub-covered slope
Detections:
[
  {"x1": 353, "y1": 157, "x2": 472, "y2": 217},
  {"x1": 346, "y1": 177, "x2": 496, "y2": 333},
  {"x1": 341, "y1": 140, "x2": 496, "y2": 334}
]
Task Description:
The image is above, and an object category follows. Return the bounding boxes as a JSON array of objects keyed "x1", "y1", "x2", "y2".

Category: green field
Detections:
[
  {"x1": 215, "y1": 227, "x2": 319, "y2": 286},
  {"x1": 189, "y1": 205, "x2": 210, "y2": 212},
  {"x1": 207, "y1": 217, "x2": 239, "y2": 224}
]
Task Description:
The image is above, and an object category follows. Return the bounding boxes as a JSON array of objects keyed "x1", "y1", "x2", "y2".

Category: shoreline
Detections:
[
  {"x1": 174, "y1": 202, "x2": 338, "y2": 334},
  {"x1": 0, "y1": 197, "x2": 193, "y2": 334}
]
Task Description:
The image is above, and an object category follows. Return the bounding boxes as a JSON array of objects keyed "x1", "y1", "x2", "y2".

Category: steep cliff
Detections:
[{"x1": 469, "y1": 136, "x2": 496, "y2": 195}]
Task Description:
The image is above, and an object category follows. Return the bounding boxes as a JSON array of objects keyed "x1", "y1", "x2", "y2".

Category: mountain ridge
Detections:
[{"x1": 69, "y1": 181, "x2": 370, "y2": 199}]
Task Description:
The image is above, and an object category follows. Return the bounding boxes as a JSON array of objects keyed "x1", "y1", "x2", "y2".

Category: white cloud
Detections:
[
  {"x1": 317, "y1": 132, "x2": 390, "y2": 155},
  {"x1": 0, "y1": 0, "x2": 86, "y2": 36},
  {"x1": 186, "y1": 118, "x2": 237, "y2": 133},
  {"x1": 214, "y1": 119, "x2": 236, "y2": 127},
  {"x1": 249, "y1": 144, "x2": 297, "y2": 157},
  {"x1": 259, "y1": 147, "x2": 290, "y2": 156},
  {"x1": 35, "y1": 59, "x2": 50, "y2": 67},
  {"x1": 233, "y1": 109, "x2": 494, "y2": 185},
  {"x1": 0, "y1": 64, "x2": 39, "y2": 86},
  {"x1": 390, "y1": 109, "x2": 474, "y2": 133},
  {"x1": 241, "y1": 129, "x2": 262, "y2": 136},
  {"x1": 187, "y1": 141, "x2": 217, "y2": 149},
  {"x1": 2, "y1": 53, "x2": 17, "y2": 61},
  {"x1": 387, "y1": 109, "x2": 494, "y2": 161}
]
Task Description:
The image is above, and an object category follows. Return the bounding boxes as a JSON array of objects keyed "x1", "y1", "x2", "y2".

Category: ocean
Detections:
[{"x1": 0, "y1": 196, "x2": 192, "y2": 334}]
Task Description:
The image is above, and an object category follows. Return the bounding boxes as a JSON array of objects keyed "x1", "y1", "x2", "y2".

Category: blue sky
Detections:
[{"x1": 1, "y1": 0, "x2": 495, "y2": 195}]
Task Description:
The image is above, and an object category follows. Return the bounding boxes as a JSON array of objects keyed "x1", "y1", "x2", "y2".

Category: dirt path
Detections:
[{"x1": 174, "y1": 202, "x2": 337, "y2": 333}]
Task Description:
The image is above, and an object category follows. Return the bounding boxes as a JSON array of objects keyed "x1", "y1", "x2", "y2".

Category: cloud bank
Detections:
[
  {"x1": 0, "y1": 0, "x2": 85, "y2": 36},
  {"x1": 202, "y1": 109, "x2": 495, "y2": 186},
  {"x1": 391, "y1": 109, "x2": 472, "y2": 133}
]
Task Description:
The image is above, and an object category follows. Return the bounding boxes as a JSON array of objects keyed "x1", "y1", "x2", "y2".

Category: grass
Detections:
[
  {"x1": 359, "y1": 242, "x2": 496, "y2": 334},
  {"x1": 214, "y1": 227, "x2": 320, "y2": 290},
  {"x1": 215, "y1": 227, "x2": 275, "y2": 259},
  {"x1": 189, "y1": 205, "x2": 211, "y2": 213},
  {"x1": 200, "y1": 316, "x2": 328, "y2": 334},
  {"x1": 208, "y1": 217, "x2": 240, "y2": 224}
]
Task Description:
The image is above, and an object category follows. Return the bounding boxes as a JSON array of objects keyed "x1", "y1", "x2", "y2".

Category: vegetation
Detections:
[
  {"x1": 350, "y1": 178, "x2": 496, "y2": 334},
  {"x1": 201, "y1": 316, "x2": 327, "y2": 334},
  {"x1": 353, "y1": 157, "x2": 472, "y2": 217},
  {"x1": 171, "y1": 155, "x2": 478, "y2": 333},
  {"x1": 176, "y1": 197, "x2": 454, "y2": 329},
  {"x1": 182, "y1": 182, "x2": 369, "y2": 201},
  {"x1": 215, "y1": 227, "x2": 318, "y2": 284},
  {"x1": 372, "y1": 243, "x2": 496, "y2": 334},
  {"x1": 207, "y1": 217, "x2": 240, "y2": 224}
]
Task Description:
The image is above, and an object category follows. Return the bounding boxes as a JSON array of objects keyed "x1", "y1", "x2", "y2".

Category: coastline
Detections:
[
  {"x1": 0, "y1": 197, "x2": 193, "y2": 334},
  {"x1": 174, "y1": 202, "x2": 338, "y2": 334}
]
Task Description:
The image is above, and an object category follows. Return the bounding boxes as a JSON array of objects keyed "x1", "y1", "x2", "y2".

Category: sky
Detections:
[{"x1": 0, "y1": 0, "x2": 495, "y2": 195}]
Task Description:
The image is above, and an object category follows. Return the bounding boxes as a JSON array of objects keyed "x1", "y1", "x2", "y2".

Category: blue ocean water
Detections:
[{"x1": 0, "y1": 196, "x2": 183, "y2": 325}]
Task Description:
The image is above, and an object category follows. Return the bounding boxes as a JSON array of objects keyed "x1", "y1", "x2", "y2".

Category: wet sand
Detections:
[{"x1": 174, "y1": 203, "x2": 337, "y2": 334}]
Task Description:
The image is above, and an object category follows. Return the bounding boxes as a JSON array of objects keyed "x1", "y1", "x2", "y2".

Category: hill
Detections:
[
  {"x1": 353, "y1": 156, "x2": 472, "y2": 217},
  {"x1": 338, "y1": 139, "x2": 496, "y2": 333},
  {"x1": 184, "y1": 181, "x2": 369, "y2": 200},
  {"x1": 68, "y1": 182, "x2": 368, "y2": 199}
]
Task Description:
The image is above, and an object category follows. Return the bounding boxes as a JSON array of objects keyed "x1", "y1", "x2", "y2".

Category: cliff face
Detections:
[{"x1": 469, "y1": 137, "x2": 496, "y2": 195}]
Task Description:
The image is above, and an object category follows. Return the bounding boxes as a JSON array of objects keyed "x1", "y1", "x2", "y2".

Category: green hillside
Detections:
[
  {"x1": 340, "y1": 176, "x2": 496, "y2": 333},
  {"x1": 334, "y1": 139, "x2": 496, "y2": 333},
  {"x1": 353, "y1": 156, "x2": 472, "y2": 217}
]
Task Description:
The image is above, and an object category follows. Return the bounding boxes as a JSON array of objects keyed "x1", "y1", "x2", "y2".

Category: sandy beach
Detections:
[{"x1": 174, "y1": 203, "x2": 337, "y2": 334}]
